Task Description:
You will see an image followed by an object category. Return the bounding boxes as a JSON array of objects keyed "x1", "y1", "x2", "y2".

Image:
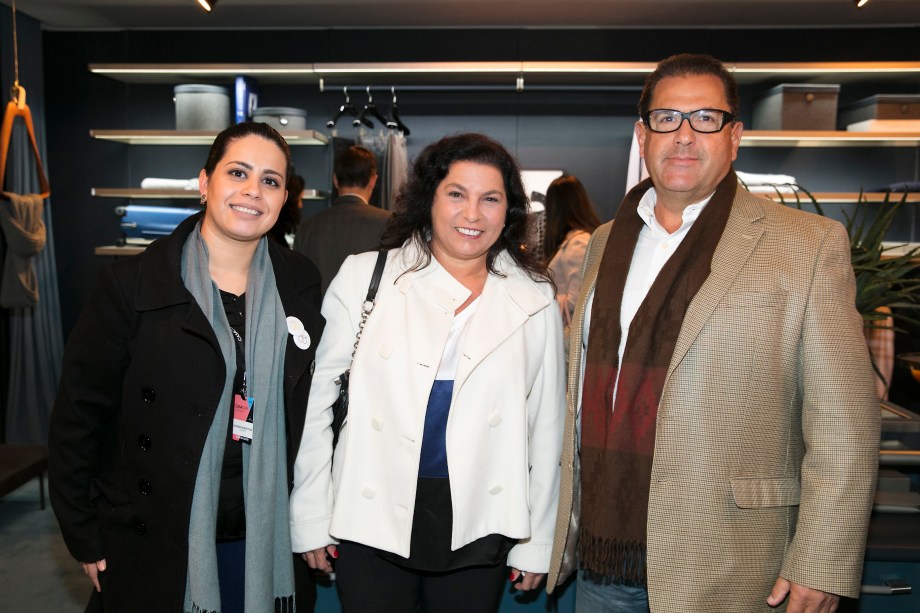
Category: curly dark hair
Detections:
[{"x1": 380, "y1": 133, "x2": 550, "y2": 284}]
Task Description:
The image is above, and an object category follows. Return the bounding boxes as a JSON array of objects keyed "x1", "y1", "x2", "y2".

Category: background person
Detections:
[
  {"x1": 290, "y1": 133, "x2": 565, "y2": 613},
  {"x1": 268, "y1": 171, "x2": 304, "y2": 248},
  {"x1": 49, "y1": 122, "x2": 325, "y2": 613},
  {"x1": 548, "y1": 53, "x2": 880, "y2": 613},
  {"x1": 542, "y1": 174, "x2": 601, "y2": 327},
  {"x1": 294, "y1": 145, "x2": 391, "y2": 295}
]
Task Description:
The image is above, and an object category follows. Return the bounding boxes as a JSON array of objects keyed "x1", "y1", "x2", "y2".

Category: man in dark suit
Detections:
[{"x1": 294, "y1": 145, "x2": 392, "y2": 295}]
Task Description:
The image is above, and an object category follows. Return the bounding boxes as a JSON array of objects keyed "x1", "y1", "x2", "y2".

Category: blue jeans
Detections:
[{"x1": 575, "y1": 570, "x2": 650, "y2": 613}]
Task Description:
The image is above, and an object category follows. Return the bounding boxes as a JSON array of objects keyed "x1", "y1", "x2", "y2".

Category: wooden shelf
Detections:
[
  {"x1": 90, "y1": 63, "x2": 316, "y2": 84},
  {"x1": 762, "y1": 192, "x2": 920, "y2": 204},
  {"x1": 740, "y1": 131, "x2": 920, "y2": 147},
  {"x1": 89, "y1": 61, "x2": 920, "y2": 87},
  {"x1": 90, "y1": 129, "x2": 328, "y2": 146},
  {"x1": 95, "y1": 245, "x2": 146, "y2": 257},
  {"x1": 92, "y1": 188, "x2": 329, "y2": 200}
]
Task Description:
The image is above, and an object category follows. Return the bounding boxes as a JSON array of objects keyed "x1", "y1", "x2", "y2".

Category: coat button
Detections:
[
  {"x1": 488, "y1": 485, "x2": 503, "y2": 495},
  {"x1": 487, "y1": 413, "x2": 501, "y2": 427},
  {"x1": 371, "y1": 417, "x2": 384, "y2": 431},
  {"x1": 141, "y1": 386, "x2": 156, "y2": 403},
  {"x1": 138, "y1": 479, "x2": 152, "y2": 495},
  {"x1": 138, "y1": 435, "x2": 152, "y2": 451},
  {"x1": 361, "y1": 487, "x2": 376, "y2": 499},
  {"x1": 134, "y1": 519, "x2": 147, "y2": 536}
]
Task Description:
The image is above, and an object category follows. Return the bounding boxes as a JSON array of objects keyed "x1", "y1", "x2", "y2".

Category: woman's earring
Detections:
[{"x1": 200, "y1": 195, "x2": 207, "y2": 206}]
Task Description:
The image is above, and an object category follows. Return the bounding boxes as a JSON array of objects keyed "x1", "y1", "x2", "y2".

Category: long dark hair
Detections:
[
  {"x1": 542, "y1": 175, "x2": 602, "y2": 262},
  {"x1": 381, "y1": 133, "x2": 550, "y2": 283}
]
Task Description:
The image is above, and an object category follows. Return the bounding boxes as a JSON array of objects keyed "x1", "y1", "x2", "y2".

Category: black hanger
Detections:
[
  {"x1": 385, "y1": 87, "x2": 410, "y2": 136},
  {"x1": 326, "y1": 87, "x2": 360, "y2": 129},
  {"x1": 353, "y1": 87, "x2": 386, "y2": 129}
]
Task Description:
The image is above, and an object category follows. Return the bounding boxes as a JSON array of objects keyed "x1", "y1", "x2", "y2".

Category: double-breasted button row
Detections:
[
  {"x1": 141, "y1": 386, "x2": 156, "y2": 403},
  {"x1": 138, "y1": 479, "x2": 152, "y2": 495},
  {"x1": 138, "y1": 434, "x2": 152, "y2": 451}
]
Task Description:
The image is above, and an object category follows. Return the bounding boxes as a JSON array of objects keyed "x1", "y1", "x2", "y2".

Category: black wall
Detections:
[{"x1": 41, "y1": 27, "x2": 920, "y2": 337}]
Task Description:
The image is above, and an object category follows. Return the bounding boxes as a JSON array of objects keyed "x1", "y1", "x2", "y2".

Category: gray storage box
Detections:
[
  {"x1": 253, "y1": 106, "x2": 307, "y2": 131},
  {"x1": 838, "y1": 94, "x2": 920, "y2": 128},
  {"x1": 752, "y1": 83, "x2": 840, "y2": 130},
  {"x1": 174, "y1": 84, "x2": 230, "y2": 131}
]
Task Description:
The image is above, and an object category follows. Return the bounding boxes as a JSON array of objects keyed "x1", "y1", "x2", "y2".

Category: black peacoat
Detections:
[{"x1": 48, "y1": 213, "x2": 325, "y2": 612}]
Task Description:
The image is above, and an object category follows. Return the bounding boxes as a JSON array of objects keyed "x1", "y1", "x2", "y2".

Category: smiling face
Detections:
[
  {"x1": 429, "y1": 160, "x2": 508, "y2": 273},
  {"x1": 198, "y1": 134, "x2": 288, "y2": 245},
  {"x1": 637, "y1": 73, "x2": 743, "y2": 210}
]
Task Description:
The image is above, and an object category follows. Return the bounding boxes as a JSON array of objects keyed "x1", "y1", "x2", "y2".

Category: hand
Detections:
[
  {"x1": 509, "y1": 568, "x2": 545, "y2": 591},
  {"x1": 768, "y1": 577, "x2": 840, "y2": 612},
  {"x1": 81, "y1": 559, "x2": 107, "y2": 592},
  {"x1": 300, "y1": 545, "x2": 337, "y2": 573}
]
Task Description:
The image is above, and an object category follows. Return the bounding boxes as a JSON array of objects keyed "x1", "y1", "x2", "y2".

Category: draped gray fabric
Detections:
[{"x1": 1, "y1": 7, "x2": 64, "y2": 443}]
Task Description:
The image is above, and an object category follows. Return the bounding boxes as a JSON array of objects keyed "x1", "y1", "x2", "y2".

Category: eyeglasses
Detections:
[{"x1": 643, "y1": 109, "x2": 735, "y2": 133}]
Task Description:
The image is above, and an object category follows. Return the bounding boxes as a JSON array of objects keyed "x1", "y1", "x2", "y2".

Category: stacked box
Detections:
[
  {"x1": 839, "y1": 94, "x2": 920, "y2": 128},
  {"x1": 752, "y1": 83, "x2": 840, "y2": 130}
]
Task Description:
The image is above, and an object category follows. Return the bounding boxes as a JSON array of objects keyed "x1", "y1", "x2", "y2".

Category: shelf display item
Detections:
[
  {"x1": 173, "y1": 84, "x2": 230, "y2": 131},
  {"x1": 252, "y1": 106, "x2": 307, "y2": 131},
  {"x1": 233, "y1": 75, "x2": 259, "y2": 124},
  {"x1": 752, "y1": 83, "x2": 840, "y2": 130},
  {"x1": 840, "y1": 94, "x2": 920, "y2": 129},
  {"x1": 115, "y1": 204, "x2": 202, "y2": 242}
]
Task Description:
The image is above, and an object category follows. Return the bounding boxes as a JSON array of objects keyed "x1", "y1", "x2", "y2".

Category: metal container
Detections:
[
  {"x1": 174, "y1": 84, "x2": 230, "y2": 131},
  {"x1": 253, "y1": 106, "x2": 308, "y2": 131}
]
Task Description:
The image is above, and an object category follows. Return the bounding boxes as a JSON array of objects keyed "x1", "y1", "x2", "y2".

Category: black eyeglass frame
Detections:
[{"x1": 642, "y1": 108, "x2": 736, "y2": 134}]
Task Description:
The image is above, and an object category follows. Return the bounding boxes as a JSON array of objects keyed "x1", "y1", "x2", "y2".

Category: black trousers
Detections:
[{"x1": 334, "y1": 541, "x2": 508, "y2": 613}]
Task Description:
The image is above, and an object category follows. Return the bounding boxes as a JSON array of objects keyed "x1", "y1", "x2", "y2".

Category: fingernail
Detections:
[
  {"x1": 332, "y1": 549, "x2": 339, "y2": 559},
  {"x1": 509, "y1": 572, "x2": 516, "y2": 581}
]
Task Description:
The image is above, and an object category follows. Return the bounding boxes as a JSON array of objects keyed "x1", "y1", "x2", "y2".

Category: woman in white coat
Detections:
[{"x1": 290, "y1": 133, "x2": 565, "y2": 612}]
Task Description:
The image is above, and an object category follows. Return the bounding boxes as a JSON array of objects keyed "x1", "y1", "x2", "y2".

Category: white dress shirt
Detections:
[{"x1": 582, "y1": 187, "x2": 714, "y2": 411}]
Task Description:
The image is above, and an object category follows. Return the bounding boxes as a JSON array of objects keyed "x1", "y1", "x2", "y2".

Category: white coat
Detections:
[{"x1": 290, "y1": 244, "x2": 565, "y2": 573}]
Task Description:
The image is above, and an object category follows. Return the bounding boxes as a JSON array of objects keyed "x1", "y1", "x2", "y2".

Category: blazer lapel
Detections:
[{"x1": 666, "y1": 192, "x2": 766, "y2": 380}]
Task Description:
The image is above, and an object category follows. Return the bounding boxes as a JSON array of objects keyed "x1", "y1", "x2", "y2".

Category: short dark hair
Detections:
[
  {"x1": 202, "y1": 121, "x2": 292, "y2": 181},
  {"x1": 334, "y1": 145, "x2": 377, "y2": 188},
  {"x1": 543, "y1": 175, "x2": 602, "y2": 263},
  {"x1": 380, "y1": 133, "x2": 550, "y2": 284},
  {"x1": 638, "y1": 53, "x2": 740, "y2": 118}
]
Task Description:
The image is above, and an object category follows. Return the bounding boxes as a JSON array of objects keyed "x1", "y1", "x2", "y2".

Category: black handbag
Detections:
[{"x1": 331, "y1": 250, "x2": 387, "y2": 449}]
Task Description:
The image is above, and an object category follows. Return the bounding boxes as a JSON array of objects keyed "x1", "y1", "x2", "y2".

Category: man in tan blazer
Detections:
[{"x1": 548, "y1": 54, "x2": 880, "y2": 613}]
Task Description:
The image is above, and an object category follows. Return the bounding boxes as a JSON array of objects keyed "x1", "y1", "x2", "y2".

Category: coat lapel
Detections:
[
  {"x1": 666, "y1": 192, "x2": 766, "y2": 380},
  {"x1": 454, "y1": 256, "x2": 550, "y2": 390}
]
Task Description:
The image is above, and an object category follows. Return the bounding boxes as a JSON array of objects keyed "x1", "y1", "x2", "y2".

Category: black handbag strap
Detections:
[
  {"x1": 366, "y1": 249, "x2": 387, "y2": 303},
  {"x1": 349, "y1": 250, "x2": 388, "y2": 363}
]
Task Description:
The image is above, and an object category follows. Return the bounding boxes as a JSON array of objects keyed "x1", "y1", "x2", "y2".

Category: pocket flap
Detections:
[{"x1": 730, "y1": 477, "x2": 800, "y2": 508}]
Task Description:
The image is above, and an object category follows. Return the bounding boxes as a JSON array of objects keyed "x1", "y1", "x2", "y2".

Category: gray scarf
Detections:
[{"x1": 181, "y1": 222, "x2": 294, "y2": 613}]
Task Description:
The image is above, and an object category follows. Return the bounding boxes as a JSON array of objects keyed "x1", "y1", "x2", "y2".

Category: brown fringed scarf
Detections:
[{"x1": 578, "y1": 169, "x2": 737, "y2": 585}]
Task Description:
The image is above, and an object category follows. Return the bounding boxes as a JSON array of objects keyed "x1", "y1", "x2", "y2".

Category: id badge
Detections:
[{"x1": 232, "y1": 394, "x2": 254, "y2": 443}]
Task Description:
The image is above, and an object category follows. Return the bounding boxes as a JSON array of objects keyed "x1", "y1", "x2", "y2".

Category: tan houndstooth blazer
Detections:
[{"x1": 547, "y1": 186, "x2": 881, "y2": 612}]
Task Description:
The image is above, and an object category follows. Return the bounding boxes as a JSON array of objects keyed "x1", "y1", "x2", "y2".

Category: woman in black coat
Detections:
[{"x1": 49, "y1": 122, "x2": 324, "y2": 613}]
